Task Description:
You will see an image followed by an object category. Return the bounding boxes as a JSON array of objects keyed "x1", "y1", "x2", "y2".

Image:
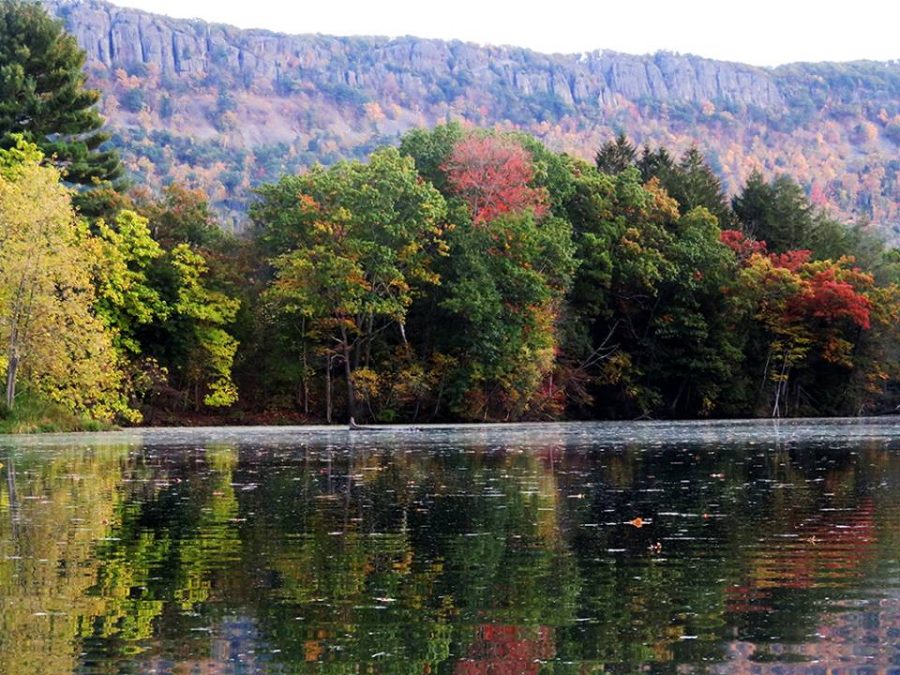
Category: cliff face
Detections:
[
  {"x1": 40, "y1": 0, "x2": 900, "y2": 239},
  {"x1": 47, "y1": 0, "x2": 785, "y2": 109}
]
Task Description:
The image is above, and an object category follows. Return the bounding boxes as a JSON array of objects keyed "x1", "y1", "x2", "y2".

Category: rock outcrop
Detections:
[{"x1": 45, "y1": 0, "x2": 786, "y2": 110}]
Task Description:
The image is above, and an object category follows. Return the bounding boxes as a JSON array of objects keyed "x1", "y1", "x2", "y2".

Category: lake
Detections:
[{"x1": 1, "y1": 419, "x2": 898, "y2": 673}]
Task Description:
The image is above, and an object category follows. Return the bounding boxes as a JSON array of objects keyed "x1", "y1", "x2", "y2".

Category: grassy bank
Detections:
[{"x1": 0, "y1": 390, "x2": 112, "y2": 434}]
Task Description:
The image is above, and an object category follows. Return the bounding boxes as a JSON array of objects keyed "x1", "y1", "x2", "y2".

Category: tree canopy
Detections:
[
  {"x1": 0, "y1": 139, "x2": 131, "y2": 420},
  {"x1": 0, "y1": 0, "x2": 122, "y2": 186},
  {"x1": 1, "y1": 39, "x2": 898, "y2": 428}
]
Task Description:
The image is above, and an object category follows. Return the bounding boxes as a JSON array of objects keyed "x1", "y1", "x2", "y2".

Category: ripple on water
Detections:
[{"x1": 0, "y1": 420, "x2": 898, "y2": 671}]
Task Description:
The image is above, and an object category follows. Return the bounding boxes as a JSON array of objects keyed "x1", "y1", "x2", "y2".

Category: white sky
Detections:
[{"x1": 111, "y1": 0, "x2": 898, "y2": 67}]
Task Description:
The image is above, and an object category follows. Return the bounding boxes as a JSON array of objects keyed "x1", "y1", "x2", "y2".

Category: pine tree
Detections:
[
  {"x1": 641, "y1": 146, "x2": 733, "y2": 227},
  {"x1": 733, "y1": 172, "x2": 814, "y2": 253},
  {"x1": 636, "y1": 144, "x2": 675, "y2": 184},
  {"x1": 0, "y1": 0, "x2": 122, "y2": 186},
  {"x1": 595, "y1": 132, "x2": 637, "y2": 175}
]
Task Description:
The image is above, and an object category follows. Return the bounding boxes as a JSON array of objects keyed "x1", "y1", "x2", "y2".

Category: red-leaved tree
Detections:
[
  {"x1": 442, "y1": 135, "x2": 548, "y2": 225},
  {"x1": 720, "y1": 229, "x2": 767, "y2": 260}
]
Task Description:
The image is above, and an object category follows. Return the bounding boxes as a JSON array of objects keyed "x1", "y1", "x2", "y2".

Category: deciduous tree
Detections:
[
  {"x1": 0, "y1": 139, "x2": 132, "y2": 421},
  {"x1": 441, "y1": 134, "x2": 548, "y2": 226},
  {"x1": 256, "y1": 147, "x2": 448, "y2": 420}
]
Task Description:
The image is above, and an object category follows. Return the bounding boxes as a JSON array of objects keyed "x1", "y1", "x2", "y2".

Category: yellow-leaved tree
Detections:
[{"x1": 0, "y1": 139, "x2": 136, "y2": 422}]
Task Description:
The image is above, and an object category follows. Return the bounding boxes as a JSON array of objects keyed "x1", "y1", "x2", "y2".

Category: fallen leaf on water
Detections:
[{"x1": 628, "y1": 517, "x2": 646, "y2": 528}]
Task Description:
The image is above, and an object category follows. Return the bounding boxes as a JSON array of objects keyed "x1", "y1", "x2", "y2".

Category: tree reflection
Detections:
[
  {"x1": 0, "y1": 431, "x2": 898, "y2": 671},
  {"x1": 0, "y1": 445, "x2": 128, "y2": 672}
]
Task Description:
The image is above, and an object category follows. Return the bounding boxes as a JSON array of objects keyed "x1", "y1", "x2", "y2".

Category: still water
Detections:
[{"x1": 0, "y1": 419, "x2": 898, "y2": 673}]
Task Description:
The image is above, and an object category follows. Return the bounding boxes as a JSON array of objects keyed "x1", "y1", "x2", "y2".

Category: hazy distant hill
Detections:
[{"x1": 45, "y1": 0, "x2": 900, "y2": 238}]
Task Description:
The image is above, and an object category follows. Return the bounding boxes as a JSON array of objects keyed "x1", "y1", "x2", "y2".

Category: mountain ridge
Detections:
[
  {"x1": 42, "y1": 0, "x2": 900, "y2": 238},
  {"x1": 46, "y1": 0, "x2": 788, "y2": 107}
]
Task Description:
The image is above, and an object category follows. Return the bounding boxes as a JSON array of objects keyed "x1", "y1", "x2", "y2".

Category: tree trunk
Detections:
[
  {"x1": 670, "y1": 379, "x2": 688, "y2": 415},
  {"x1": 364, "y1": 313, "x2": 373, "y2": 369},
  {"x1": 759, "y1": 348, "x2": 772, "y2": 407},
  {"x1": 326, "y1": 355, "x2": 333, "y2": 424},
  {"x1": 5, "y1": 281, "x2": 26, "y2": 411},
  {"x1": 5, "y1": 324, "x2": 19, "y2": 410},
  {"x1": 5, "y1": 355, "x2": 18, "y2": 411},
  {"x1": 432, "y1": 377, "x2": 445, "y2": 421},
  {"x1": 300, "y1": 317, "x2": 309, "y2": 415},
  {"x1": 353, "y1": 315, "x2": 362, "y2": 371},
  {"x1": 772, "y1": 358, "x2": 789, "y2": 418},
  {"x1": 340, "y1": 325, "x2": 356, "y2": 421}
]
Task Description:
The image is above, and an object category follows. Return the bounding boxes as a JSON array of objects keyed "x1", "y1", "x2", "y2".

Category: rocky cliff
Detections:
[
  {"x1": 46, "y1": 0, "x2": 788, "y2": 109},
  {"x1": 41, "y1": 0, "x2": 900, "y2": 238}
]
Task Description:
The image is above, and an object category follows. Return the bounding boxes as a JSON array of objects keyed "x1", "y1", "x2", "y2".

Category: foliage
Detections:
[
  {"x1": 441, "y1": 133, "x2": 549, "y2": 226},
  {"x1": 563, "y1": 160, "x2": 746, "y2": 417},
  {"x1": 165, "y1": 244, "x2": 240, "y2": 408},
  {"x1": 90, "y1": 210, "x2": 168, "y2": 354},
  {"x1": 0, "y1": 0, "x2": 122, "y2": 185},
  {"x1": 254, "y1": 147, "x2": 448, "y2": 419},
  {"x1": 437, "y1": 210, "x2": 575, "y2": 419},
  {"x1": 0, "y1": 139, "x2": 134, "y2": 422},
  {"x1": 595, "y1": 132, "x2": 637, "y2": 175},
  {"x1": 398, "y1": 127, "x2": 577, "y2": 420},
  {"x1": 732, "y1": 171, "x2": 856, "y2": 258},
  {"x1": 2, "y1": 114, "x2": 899, "y2": 427},
  {"x1": 134, "y1": 183, "x2": 228, "y2": 250},
  {"x1": 638, "y1": 145, "x2": 733, "y2": 227},
  {"x1": 721, "y1": 229, "x2": 897, "y2": 416}
]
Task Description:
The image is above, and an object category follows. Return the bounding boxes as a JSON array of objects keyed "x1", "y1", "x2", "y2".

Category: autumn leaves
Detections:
[{"x1": 248, "y1": 125, "x2": 900, "y2": 421}]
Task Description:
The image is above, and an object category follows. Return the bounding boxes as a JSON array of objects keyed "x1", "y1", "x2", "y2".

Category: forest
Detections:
[{"x1": 1, "y1": 1, "x2": 899, "y2": 430}]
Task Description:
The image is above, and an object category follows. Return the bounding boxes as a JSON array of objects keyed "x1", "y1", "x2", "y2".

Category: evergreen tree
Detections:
[
  {"x1": 636, "y1": 145, "x2": 675, "y2": 184},
  {"x1": 731, "y1": 170, "x2": 776, "y2": 242},
  {"x1": 595, "y1": 132, "x2": 637, "y2": 175},
  {"x1": 0, "y1": 0, "x2": 122, "y2": 186},
  {"x1": 640, "y1": 145, "x2": 732, "y2": 227},
  {"x1": 670, "y1": 147, "x2": 732, "y2": 226}
]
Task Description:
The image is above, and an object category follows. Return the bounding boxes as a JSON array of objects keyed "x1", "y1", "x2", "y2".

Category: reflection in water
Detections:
[{"x1": 0, "y1": 422, "x2": 898, "y2": 672}]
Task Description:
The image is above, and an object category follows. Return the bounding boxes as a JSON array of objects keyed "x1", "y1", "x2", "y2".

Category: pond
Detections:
[{"x1": 1, "y1": 419, "x2": 899, "y2": 673}]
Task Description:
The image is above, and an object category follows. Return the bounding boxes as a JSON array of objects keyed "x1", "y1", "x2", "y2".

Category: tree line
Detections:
[{"x1": 1, "y1": 1, "x2": 898, "y2": 427}]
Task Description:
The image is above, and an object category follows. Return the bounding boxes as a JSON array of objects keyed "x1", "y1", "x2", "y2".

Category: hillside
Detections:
[{"x1": 45, "y1": 0, "x2": 900, "y2": 238}]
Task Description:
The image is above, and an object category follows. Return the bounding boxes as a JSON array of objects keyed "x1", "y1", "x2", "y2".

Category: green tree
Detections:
[
  {"x1": 733, "y1": 171, "x2": 856, "y2": 259},
  {"x1": 438, "y1": 211, "x2": 575, "y2": 419},
  {"x1": 0, "y1": 139, "x2": 132, "y2": 421},
  {"x1": 564, "y1": 163, "x2": 746, "y2": 417},
  {"x1": 135, "y1": 184, "x2": 228, "y2": 250},
  {"x1": 0, "y1": 0, "x2": 122, "y2": 185},
  {"x1": 90, "y1": 210, "x2": 169, "y2": 355},
  {"x1": 401, "y1": 127, "x2": 582, "y2": 419},
  {"x1": 255, "y1": 147, "x2": 449, "y2": 420},
  {"x1": 636, "y1": 144, "x2": 674, "y2": 184},
  {"x1": 637, "y1": 145, "x2": 732, "y2": 228},
  {"x1": 642, "y1": 206, "x2": 747, "y2": 415},
  {"x1": 595, "y1": 132, "x2": 637, "y2": 175},
  {"x1": 398, "y1": 121, "x2": 465, "y2": 194},
  {"x1": 165, "y1": 244, "x2": 240, "y2": 408},
  {"x1": 732, "y1": 171, "x2": 807, "y2": 252}
]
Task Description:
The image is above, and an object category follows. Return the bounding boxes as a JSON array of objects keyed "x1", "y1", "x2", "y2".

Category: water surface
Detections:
[{"x1": 1, "y1": 419, "x2": 898, "y2": 672}]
